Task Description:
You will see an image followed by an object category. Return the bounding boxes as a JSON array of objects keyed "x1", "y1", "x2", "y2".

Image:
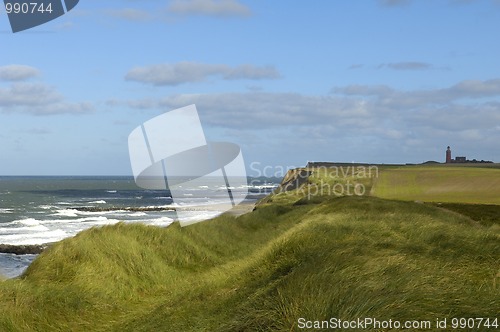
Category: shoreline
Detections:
[{"x1": 0, "y1": 197, "x2": 264, "y2": 256}]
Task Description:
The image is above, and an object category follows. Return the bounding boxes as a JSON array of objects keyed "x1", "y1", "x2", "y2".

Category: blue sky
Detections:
[{"x1": 1, "y1": 0, "x2": 500, "y2": 176}]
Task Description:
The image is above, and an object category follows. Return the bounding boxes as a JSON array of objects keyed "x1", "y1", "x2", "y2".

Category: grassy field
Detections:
[
  {"x1": 372, "y1": 165, "x2": 500, "y2": 204},
  {"x1": 0, "y1": 192, "x2": 498, "y2": 331}
]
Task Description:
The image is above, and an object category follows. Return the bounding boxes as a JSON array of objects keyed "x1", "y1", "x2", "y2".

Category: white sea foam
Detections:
[
  {"x1": 0, "y1": 209, "x2": 13, "y2": 214},
  {"x1": 89, "y1": 200, "x2": 106, "y2": 204},
  {"x1": 0, "y1": 253, "x2": 37, "y2": 279},
  {"x1": 0, "y1": 229, "x2": 68, "y2": 246},
  {"x1": 82, "y1": 217, "x2": 120, "y2": 225},
  {"x1": 76, "y1": 209, "x2": 125, "y2": 216},
  {"x1": 46, "y1": 216, "x2": 116, "y2": 224},
  {"x1": 145, "y1": 204, "x2": 174, "y2": 209},
  {"x1": 106, "y1": 190, "x2": 117, "y2": 193},
  {"x1": 0, "y1": 224, "x2": 49, "y2": 234},
  {"x1": 13, "y1": 218, "x2": 42, "y2": 227},
  {"x1": 144, "y1": 216, "x2": 174, "y2": 227},
  {"x1": 130, "y1": 212, "x2": 147, "y2": 217},
  {"x1": 39, "y1": 205, "x2": 56, "y2": 210},
  {"x1": 51, "y1": 209, "x2": 79, "y2": 217}
]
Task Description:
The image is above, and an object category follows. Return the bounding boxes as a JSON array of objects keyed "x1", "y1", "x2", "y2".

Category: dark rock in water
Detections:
[
  {"x1": 74, "y1": 206, "x2": 176, "y2": 212},
  {"x1": 0, "y1": 244, "x2": 50, "y2": 255}
]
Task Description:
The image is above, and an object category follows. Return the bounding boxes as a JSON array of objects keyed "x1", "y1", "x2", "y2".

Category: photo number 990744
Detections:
[{"x1": 2, "y1": 2, "x2": 54, "y2": 14}]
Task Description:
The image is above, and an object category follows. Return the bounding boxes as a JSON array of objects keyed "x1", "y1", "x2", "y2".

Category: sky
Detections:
[{"x1": 1, "y1": 0, "x2": 500, "y2": 176}]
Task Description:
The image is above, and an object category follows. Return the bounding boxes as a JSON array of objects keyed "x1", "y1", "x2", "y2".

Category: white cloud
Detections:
[
  {"x1": 348, "y1": 64, "x2": 364, "y2": 70},
  {"x1": 110, "y1": 92, "x2": 375, "y2": 129},
  {"x1": 106, "y1": 8, "x2": 152, "y2": 21},
  {"x1": 0, "y1": 65, "x2": 40, "y2": 81},
  {"x1": 0, "y1": 83, "x2": 60, "y2": 106},
  {"x1": 332, "y1": 79, "x2": 500, "y2": 109},
  {"x1": 100, "y1": 0, "x2": 252, "y2": 23},
  {"x1": 109, "y1": 78, "x2": 500, "y2": 158},
  {"x1": 167, "y1": 0, "x2": 251, "y2": 17},
  {"x1": 379, "y1": 0, "x2": 411, "y2": 7},
  {"x1": 451, "y1": 79, "x2": 500, "y2": 97},
  {"x1": 0, "y1": 83, "x2": 94, "y2": 115},
  {"x1": 380, "y1": 62, "x2": 433, "y2": 70},
  {"x1": 125, "y1": 62, "x2": 280, "y2": 86},
  {"x1": 333, "y1": 84, "x2": 394, "y2": 96}
]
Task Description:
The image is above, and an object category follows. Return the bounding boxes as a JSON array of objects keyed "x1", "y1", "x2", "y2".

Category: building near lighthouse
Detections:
[{"x1": 445, "y1": 146, "x2": 492, "y2": 164}]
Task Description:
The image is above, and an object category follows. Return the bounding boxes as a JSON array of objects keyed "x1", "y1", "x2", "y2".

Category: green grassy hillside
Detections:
[
  {"x1": 372, "y1": 165, "x2": 500, "y2": 204},
  {"x1": 1, "y1": 194, "x2": 498, "y2": 331}
]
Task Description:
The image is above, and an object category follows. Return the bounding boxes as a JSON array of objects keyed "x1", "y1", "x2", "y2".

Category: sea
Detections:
[{"x1": 0, "y1": 176, "x2": 279, "y2": 278}]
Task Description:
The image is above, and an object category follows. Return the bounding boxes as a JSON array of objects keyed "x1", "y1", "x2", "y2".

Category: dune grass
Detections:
[
  {"x1": 0, "y1": 194, "x2": 498, "y2": 331},
  {"x1": 430, "y1": 202, "x2": 500, "y2": 227},
  {"x1": 372, "y1": 165, "x2": 500, "y2": 204}
]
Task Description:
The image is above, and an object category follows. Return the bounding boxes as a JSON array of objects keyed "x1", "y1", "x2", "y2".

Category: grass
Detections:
[
  {"x1": 372, "y1": 165, "x2": 500, "y2": 204},
  {"x1": 0, "y1": 194, "x2": 499, "y2": 331},
  {"x1": 430, "y1": 202, "x2": 500, "y2": 227}
]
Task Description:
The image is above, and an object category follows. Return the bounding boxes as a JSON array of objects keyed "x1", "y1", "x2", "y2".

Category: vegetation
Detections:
[
  {"x1": 430, "y1": 202, "x2": 500, "y2": 227},
  {"x1": 372, "y1": 165, "x2": 500, "y2": 204},
  {"x1": 0, "y1": 192, "x2": 498, "y2": 330}
]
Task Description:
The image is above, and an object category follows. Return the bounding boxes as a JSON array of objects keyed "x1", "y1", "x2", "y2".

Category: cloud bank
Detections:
[
  {"x1": 0, "y1": 65, "x2": 40, "y2": 82},
  {"x1": 167, "y1": 0, "x2": 252, "y2": 17},
  {"x1": 0, "y1": 65, "x2": 94, "y2": 116},
  {"x1": 125, "y1": 62, "x2": 280, "y2": 86},
  {"x1": 109, "y1": 78, "x2": 500, "y2": 160}
]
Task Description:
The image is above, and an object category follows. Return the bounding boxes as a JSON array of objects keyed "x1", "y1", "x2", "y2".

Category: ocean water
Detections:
[{"x1": 0, "y1": 176, "x2": 278, "y2": 278}]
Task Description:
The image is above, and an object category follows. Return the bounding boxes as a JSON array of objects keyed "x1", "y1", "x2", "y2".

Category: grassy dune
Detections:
[
  {"x1": 372, "y1": 165, "x2": 500, "y2": 204},
  {"x1": 0, "y1": 194, "x2": 498, "y2": 331}
]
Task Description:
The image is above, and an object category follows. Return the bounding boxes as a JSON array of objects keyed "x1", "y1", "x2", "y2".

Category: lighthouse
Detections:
[{"x1": 446, "y1": 146, "x2": 452, "y2": 163}]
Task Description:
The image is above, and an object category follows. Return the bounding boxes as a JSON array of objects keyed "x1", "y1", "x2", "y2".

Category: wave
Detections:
[
  {"x1": 89, "y1": 200, "x2": 106, "y2": 204},
  {"x1": 0, "y1": 229, "x2": 68, "y2": 246},
  {"x1": 143, "y1": 216, "x2": 174, "y2": 227},
  {"x1": 74, "y1": 205, "x2": 175, "y2": 213},
  {"x1": 39, "y1": 205, "x2": 57, "y2": 210},
  {"x1": 50, "y1": 216, "x2": 119, "y2": 224},
  {"x1": 129, "y1": 212, "x2": 147, "y2": 217},
  {"x1": 51, "y1": 209, "x2": 79, "y2": 218},
  {"x1": 0, "y1": 253, "x2": 38, "y2": 278},
  {"x1": 8, "y1": 215, "x2": 119, "y2": 225},
  {"x1": 12, "y1": 218, "x2": 42, "y2": 227},
  {"x1": 153, "y1": 196, "x2": 172, "y2": 200},
  {"x1": 0, "y1": 209, "x2": 13, "y2": 214},
  {"x1": 0, "y1": 219, "x2": 50, "y2": 233}
]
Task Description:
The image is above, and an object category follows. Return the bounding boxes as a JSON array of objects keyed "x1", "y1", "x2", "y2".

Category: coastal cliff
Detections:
[
  {"x1": 276, "y1": 168, "x2": 312, "y2": 192},
  {"x1": 1, "y1": 165, "x2": 498, "y2": 331}
]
